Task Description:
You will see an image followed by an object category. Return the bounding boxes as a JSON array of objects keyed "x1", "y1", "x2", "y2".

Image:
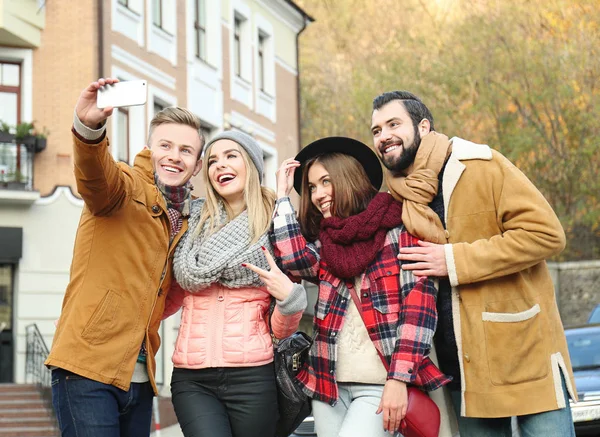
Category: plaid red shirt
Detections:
[{"x1": 271, "y1": 198, "x2": 451, "y2": 405}]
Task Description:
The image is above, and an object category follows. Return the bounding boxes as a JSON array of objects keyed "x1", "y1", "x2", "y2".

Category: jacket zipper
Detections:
[
  {"x1": 210, "y1": 286, "x2": 226, "y2": 367},
  {"x1": 144, "y1": 216, "x2": 173, "y2": 392}
]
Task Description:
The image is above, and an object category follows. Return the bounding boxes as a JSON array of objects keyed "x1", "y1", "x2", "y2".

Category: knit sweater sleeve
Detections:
[{"x1": 270, "y1": 197, "x2": 320, "y2": 283}]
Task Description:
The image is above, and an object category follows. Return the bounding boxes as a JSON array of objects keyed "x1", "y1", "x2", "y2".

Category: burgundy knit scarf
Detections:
[{"x1": 319, "y1": 192, "x2": 404, "y2": 279}]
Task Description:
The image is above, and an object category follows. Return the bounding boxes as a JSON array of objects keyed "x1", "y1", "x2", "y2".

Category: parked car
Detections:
[
  {"x1": 566, "y1": 324, "x2": 600, "y2": 436},
  {"x1": 588, "y1": 304, "x2": 600, "y2": 324}
]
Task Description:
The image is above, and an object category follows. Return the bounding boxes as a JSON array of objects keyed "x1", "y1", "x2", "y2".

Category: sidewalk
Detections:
[{"x1": 151, "y1": 424, "x2": 184, "y2": 437}]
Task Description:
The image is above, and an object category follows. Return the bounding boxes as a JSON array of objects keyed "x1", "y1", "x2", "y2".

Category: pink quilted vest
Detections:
[{"x1": 164, "y1": 283, "x2": 302, "y2": 368}]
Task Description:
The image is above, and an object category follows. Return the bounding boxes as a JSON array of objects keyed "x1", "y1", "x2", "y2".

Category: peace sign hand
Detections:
[{"x1": 242, "y1": 246, "x2": 294, "y2": 301}]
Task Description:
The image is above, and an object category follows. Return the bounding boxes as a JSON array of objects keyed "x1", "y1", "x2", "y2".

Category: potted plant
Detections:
[
  {"x1": 15, "y1": 122, "x2": 35, "y2": 147},
  {"x1": 0, "y1": 120, "x2": 14, "y2": 143},
  {"x1": 33, "y1": 126, "x2": 50, "y2": 153}
]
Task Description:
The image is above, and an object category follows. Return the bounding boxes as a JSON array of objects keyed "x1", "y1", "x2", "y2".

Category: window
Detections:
[
  {"x1": 115, "y1": 108, "x2": 130, "y2": 163},
  {"x1": 154, "y1": 100, "x2": 166, "y2": 115},
  {"x1": 260, "y1": 143, "x2": 277, "y2": 190},
  {"x1": 233, "y1": 17, "x2": 242, "y2": 77},
  {"x1": 195, "y1": 0, "x2": 207, "y2": 61},
  {"x1": 0, "y1": 62, "x2": 23, "y2": 183},
  {"x1": 258, "y1": 33, "x2": 266, "y2": 92},
  {"x1": 0, "y1": 62, "x2": 21, "y2": 128},
  {"x1": 152, "y1": 0, "x2": 162, "y2": 28}
]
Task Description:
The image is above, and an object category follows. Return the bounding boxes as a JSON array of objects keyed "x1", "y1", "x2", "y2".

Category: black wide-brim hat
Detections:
[{"x1": 293, "y1": 136, "x2": 383, "y2": 194}]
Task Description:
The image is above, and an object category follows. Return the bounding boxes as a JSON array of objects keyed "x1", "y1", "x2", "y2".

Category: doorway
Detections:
[{"x1": 0, "y1": 264, "x2": 14, "y2": 382}]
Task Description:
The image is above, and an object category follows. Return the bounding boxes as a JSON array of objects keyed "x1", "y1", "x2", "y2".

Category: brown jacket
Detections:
[
  {"x1": 442, "y1": 137, "x2": 576, "y2": 418},
  {"x1": 45, "y1": 132, "x2": 187, "y2": 394}
]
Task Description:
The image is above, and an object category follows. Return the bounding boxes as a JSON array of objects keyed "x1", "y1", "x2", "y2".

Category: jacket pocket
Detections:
[
  {"x1": 81, "y1": 289, "x2": 122, "y2": 346},
  {"x1": 482, "y1": 302, "x2": 548, "y2": 385},
  {"x1": 370, "y1": 265, "x2": 401, "y2": 322}
]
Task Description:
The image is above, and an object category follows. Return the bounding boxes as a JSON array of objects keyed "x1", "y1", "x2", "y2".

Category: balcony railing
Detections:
[{"x1": 0, "y1": 137, "x2": 36, "y2": 191}]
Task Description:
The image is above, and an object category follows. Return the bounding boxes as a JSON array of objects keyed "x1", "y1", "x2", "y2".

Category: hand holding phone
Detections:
[{"x1": 75, "y1": 77, "x2": 120, "y2": 129}]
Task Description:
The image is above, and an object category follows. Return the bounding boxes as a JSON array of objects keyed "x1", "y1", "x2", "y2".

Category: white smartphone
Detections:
[{"x1": 97, "y1": 80, "x2": 148, "y2": 109}]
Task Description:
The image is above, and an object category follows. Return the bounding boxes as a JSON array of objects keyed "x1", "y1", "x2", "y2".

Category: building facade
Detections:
[{"x1": 0, "y1": 0, "x2": 311, "y2": 392}]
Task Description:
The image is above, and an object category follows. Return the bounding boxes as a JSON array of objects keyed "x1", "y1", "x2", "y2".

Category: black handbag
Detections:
[{"x1": 269, "y1": 301, "x2": 313, "y2": 437}]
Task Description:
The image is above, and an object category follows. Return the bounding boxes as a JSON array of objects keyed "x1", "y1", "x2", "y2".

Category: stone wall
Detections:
[{"x1": 549, "y1": 260, "x2": 600, "y2": 327}]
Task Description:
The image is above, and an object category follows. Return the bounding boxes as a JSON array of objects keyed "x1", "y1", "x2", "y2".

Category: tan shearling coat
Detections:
[
  {"x1": 442, "y1": 137, "x2": 576, "y2": 418},
  {"x1": 45, "y1": 132, "x2": 187, "y2": 394}
]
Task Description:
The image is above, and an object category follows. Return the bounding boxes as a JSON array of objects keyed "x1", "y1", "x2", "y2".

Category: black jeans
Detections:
[{"x1": 171, "y1": 363, "x2": 278, "y2": 437}]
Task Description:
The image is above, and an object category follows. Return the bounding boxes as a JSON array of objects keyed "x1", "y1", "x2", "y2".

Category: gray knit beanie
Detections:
[{"x1": 202, "y1": 130, "x2": 264, "y2": 183}]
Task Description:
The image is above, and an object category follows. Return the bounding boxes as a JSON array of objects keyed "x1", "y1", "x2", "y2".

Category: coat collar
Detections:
[
  {"x1": 133, "y1": 149, "x2": 155, "y2": 185},
  {"x1": 442, "y1": 137, "x2": 493, "y2": 223},
  {"x1": 449, "y1": 137, "x2": 493, "y2": 161}
]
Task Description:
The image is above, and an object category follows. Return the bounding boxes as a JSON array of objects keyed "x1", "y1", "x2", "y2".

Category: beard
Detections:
[{"x1": 381, "y1": 127, "x2": 421, "y2": 174}]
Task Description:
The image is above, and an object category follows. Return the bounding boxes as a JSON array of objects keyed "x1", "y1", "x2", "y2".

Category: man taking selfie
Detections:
[{"x1": 45, "y1": 77, "x2": 204, "y2": 437}]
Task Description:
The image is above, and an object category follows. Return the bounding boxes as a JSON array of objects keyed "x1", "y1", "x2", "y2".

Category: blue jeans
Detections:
[
  {"x1": 51, "y1": 368, "x2": 154, "y2": 437},
  {"x1": 311, "y1": 383, "x2": 390, "y2": 437},
  {"x1": 450, "y1": 375, "x2": 575, "y2": 437}
]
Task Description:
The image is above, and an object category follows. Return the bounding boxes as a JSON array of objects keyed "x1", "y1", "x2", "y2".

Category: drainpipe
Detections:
[
  {"x1": 97, "y1": 0, "x2": 104, "y2": 77},
  {"x1": 295, "y1": 17, "x2": 308, "y2": 152}
]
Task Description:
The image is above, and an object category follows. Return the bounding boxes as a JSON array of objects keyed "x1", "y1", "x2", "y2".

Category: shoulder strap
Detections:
[{"x1": 347, "y1": 282, "x2": 390, "y2": 371}]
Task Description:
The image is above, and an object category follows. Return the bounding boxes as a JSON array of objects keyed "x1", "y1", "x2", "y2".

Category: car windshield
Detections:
[
  {"x1": 589, "y1": 306, "x2": 600, "y2": 324},
  {"x1": 566, "y1": 329, "x2": 600, "y2": 370}
]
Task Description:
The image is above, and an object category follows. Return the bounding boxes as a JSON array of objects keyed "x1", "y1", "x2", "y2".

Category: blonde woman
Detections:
[{"x1": 163, "y1": 131, "x2": 307, "y2": 437}]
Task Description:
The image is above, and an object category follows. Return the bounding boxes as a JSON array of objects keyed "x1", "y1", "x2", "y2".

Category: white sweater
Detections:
[{"x1": 336, "y1": 277, "x2": 387, "y2": 384}]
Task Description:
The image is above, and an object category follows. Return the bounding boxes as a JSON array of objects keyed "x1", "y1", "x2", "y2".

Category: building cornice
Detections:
[{"x1": 255, "y1": 0, "x2": 312, "y2": 33}]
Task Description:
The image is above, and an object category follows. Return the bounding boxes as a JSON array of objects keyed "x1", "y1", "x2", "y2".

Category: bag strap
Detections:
[{"x1": 346, "y1": 282, "x2": 390, "y2": 372}]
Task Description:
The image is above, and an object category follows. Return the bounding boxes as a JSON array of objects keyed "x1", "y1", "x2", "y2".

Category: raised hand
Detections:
[
  {"x1": 75, "y1": 77, "x2": 119, "y2": 129},
  {"x1": 242, "y1": 246, "x2": 294, "y2": 301},
  {"x1": 275, "y1": 158, "x2": 301, "y2": 198}
]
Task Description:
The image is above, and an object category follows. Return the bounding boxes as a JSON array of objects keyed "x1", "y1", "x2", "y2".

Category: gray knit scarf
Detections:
[{"x1": 173, "y1": 199, "x2": 273, "y2": 292}]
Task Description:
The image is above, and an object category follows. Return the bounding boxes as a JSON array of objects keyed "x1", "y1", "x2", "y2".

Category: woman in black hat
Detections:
[{"x1": 271, "y1": 137, "x2": 450, "y2": 437}]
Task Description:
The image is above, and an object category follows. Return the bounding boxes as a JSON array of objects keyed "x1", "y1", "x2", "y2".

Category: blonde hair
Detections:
[
  {"x1": 195, "y1": 141, "x2": 275, "y2": 243},
  {"x1": 147, "y1": 107, "x2": 205, "y2": 155}
]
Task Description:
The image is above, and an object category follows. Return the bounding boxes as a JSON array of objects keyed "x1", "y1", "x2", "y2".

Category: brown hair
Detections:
[
  {"x1": 147, "y1": 107, "x2": 205, "y2": 156},
  {"x1": 299, "y1": 152, "x2": 378, "y2": 241}
]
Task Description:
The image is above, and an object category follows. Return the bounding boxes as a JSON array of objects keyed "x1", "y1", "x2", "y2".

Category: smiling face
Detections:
[
  {"x1": 371, "y1": 100, "x2": 430, "y2": 174},
  {"x1": 307, "y1": 162, "x2": 334, "y2": 218},
  {"x1": 206, "y1": 139, "x2": 248, "y2": 206},
  {"x1": 149, "y1": 123, "x2": 202, "y2": 186}
]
